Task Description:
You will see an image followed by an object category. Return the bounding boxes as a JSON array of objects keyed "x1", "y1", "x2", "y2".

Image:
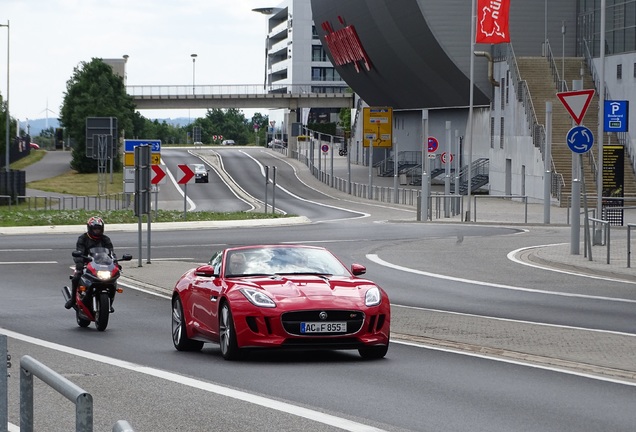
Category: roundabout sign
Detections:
[{"x1": 566, "y1": 125, "x2": 594, "y2": 154}]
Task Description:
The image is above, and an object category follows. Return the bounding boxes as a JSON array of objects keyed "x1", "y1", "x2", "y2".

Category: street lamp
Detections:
[
  {"x1": 0, "y1": 20, "x2": 9, "y2": 172},
  {"x1": 122, "y1": 54, "x2": 129, "y2": 86},
  {"x1": 191, "y1": 53, "x2": 197, "y2": 95}
]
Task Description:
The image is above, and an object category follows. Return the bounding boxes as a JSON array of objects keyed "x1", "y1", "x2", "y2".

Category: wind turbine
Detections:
[{"x1": 39, "y1": 99, "x2": 57, "y2": 130}]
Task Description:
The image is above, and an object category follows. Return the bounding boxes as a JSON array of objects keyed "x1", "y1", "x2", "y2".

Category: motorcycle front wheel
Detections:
[{"x1": 95, "y1": 292, "x2": 110, "y2": 331}]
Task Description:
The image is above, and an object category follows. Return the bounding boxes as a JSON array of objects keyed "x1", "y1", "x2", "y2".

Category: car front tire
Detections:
[
  {"x1": 358, "y1": 342, "x2": 389, "y2": 360},
  {"x1": 219, "y1": 302, "x2": 242, "y2": 360},
  {"x1": 172, "y1": 296, "x2": 204, "y2": 351}
]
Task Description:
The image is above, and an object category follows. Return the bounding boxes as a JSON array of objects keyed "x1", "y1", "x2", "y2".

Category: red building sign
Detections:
[{"x1": 322, "y1": 17, "x2": 372, "y2": 73}]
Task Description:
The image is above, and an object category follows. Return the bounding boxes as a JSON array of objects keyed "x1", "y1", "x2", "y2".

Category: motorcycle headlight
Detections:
[
  {"x1": 365, "y1": 287, "x2": 381, "y2": 307},
  {"x1": 96, "y1": 270, "x2": 111, "y2": 280},
  {"x1": 240, "y1": 288, "x2": 276, "y2": 308}
]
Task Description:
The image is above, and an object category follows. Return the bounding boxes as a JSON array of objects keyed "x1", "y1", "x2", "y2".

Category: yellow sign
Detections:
[
  {"x1": 124, "y1": 153, "x2": 161, "y2": 167},
  {"x1": 363, "y1": 107, "x2": 392, "y2": 148}
]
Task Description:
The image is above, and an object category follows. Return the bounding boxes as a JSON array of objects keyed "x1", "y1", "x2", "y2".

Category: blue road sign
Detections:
[
  {"x1": 604, "y1": 100, "x2": 628, "y2": 132},
  {"x1": 124, "y1": 139, "x2": 161, "y2": 153},
  {"x1": 566, "y1": 125, "x2": 594, "y2": 154}
]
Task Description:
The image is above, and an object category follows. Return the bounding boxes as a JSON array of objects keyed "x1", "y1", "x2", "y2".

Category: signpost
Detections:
[
  {"x1": 557, "y1": 86, "x2": 595, "y2": 255},
  {"x1": 177, "y1": 164, "x2": 195, "y2": 220}
]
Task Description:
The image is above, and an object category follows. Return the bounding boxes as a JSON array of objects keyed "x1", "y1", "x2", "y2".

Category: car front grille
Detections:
[{"x1": 281, "y1": 310, "x2": 364, "y2": 336}]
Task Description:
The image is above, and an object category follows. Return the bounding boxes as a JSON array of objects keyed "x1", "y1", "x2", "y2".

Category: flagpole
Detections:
[{"x1": 466, "y1": 0, "x2": 475, "y2": 222}]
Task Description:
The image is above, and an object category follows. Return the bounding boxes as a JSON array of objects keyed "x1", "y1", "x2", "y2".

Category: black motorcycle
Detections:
[{"x1": 62, "y1": 247, "x2": 132, "y2": 331}]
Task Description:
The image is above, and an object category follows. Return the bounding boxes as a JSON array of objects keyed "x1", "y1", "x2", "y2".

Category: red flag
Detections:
[{"x1": 476, "y1": 0, "x2": 511, "y2": 44}]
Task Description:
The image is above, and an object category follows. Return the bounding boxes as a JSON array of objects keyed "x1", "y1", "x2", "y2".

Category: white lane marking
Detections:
[
  {"x1": 508, "y1": 244, "x2": 636, "y2": 284},
  {"x1": 393, "y1": 304, "x2": 636, "y2": 338},
  {"x1": 367, "y1": 254, "x2": 636, "y2": 304},
  {"x1": 241, "y1": 150, "x2": 370, "y2": 220},
  {"x1": 191, "y1": 150, "x2": 256, "y2": 211},
  {"x1": 390, "y1": 338, "x2": 636, "y2": 387},
  {"x1": 0, "y1": 261, "x2": 57, "y2": 265},
  {"x1": 266, "y1": 150, "x2": 416, "y2": 214},
  {"x1": 0, "y1": 249, "x2": 53, "y2": 252},
  {"x1": 0, "y1": 328, "x2": 387, "y2": 432},
  {"x1": 117, "y1": 283, "x2": 636, "y2": 388}
]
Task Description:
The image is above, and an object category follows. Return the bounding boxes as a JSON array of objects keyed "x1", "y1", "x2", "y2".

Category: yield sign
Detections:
[
  {"x1": 556, "y1": 89, "x2": 595, "y2": 125},
  {"x1": 177, "y1": 164, "x2": 194, "y2": 184},
  {"x1": 151, "y1": 165, "x2": 166, "y2": 184}
]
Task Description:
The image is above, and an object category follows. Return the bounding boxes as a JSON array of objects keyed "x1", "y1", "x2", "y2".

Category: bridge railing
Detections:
[{"x1": 126, "y1": 84, "x2": 351, "y2": 98}]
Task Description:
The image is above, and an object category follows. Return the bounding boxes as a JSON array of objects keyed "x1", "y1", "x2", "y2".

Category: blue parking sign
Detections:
[{"x1": 604, "y1": 100, "x2": 628, "y2": 133}]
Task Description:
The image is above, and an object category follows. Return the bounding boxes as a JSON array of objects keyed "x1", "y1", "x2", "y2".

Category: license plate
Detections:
[{"x1": 300, "y1": 321, "x2": 346, "y2": 333}]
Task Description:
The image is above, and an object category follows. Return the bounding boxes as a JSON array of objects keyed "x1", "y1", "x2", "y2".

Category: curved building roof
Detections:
[{"x1": 310, "y1": 0, "x2": 576, "y2": 110}]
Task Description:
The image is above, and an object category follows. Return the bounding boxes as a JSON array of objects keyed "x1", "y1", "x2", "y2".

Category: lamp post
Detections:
[
  {"x1": 191, "y1": 53, "x2": 197, "y2": 94},
  {"x1": 122, "y1": 54, "x2": 129, "y2": 86},
  {"x1": 0, "y1": 21, "x2": 9, "y2": 172}
]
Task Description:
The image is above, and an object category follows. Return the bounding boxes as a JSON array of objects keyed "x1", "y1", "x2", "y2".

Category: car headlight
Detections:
[
  {"x1": 365, "y1": 287, "x2": 381, "y2": 306},
  {"x1": 240, "y1": 288, "x2": 276, "y2": 308},
  {"x1": 96, "y1": 270, "x2": 111, "y2": 280}
]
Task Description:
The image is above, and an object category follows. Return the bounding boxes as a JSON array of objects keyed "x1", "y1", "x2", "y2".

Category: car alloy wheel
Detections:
[
  {"x1": 172, "y1": 297, "x2": 203, "y2": 351},
  {"x1": 219, "y1": 302, "x2": 241, "y2": 360}
]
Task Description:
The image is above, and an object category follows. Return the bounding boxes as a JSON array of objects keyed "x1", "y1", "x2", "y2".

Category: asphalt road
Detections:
[{"x1": 2, "y1": 147, "x2": 635, "y2": 431}]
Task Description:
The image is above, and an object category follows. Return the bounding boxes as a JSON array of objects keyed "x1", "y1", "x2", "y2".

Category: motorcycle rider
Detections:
[{"x1": 65, "y1": 216, "x2": 116, "y2": 309}]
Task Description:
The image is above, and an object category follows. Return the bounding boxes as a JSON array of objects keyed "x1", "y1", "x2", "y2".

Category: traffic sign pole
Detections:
[{"x1": 421, "y1": 111, "x2": 430, "y2": 222}]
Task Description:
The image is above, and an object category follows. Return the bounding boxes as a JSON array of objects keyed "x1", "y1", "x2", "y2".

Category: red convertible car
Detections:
[{"x1": 171, "y1": 245, "x2": 390, "y2": 360}]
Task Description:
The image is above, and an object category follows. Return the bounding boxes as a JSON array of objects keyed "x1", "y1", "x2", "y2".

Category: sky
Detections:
[{"x1": 1, "y1": 0, "x2": 285, "y2": 126}]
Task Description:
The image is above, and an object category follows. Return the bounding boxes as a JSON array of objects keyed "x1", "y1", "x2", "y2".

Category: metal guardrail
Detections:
[
  {"x1": 587, "y1": 217, "x2": 611, "y2": 264},
  {"x1": 20, "y1": 355, "x2": 93, "y2": 432},
  {"x1": 0, "y1": 350, "x2": 137, "y2": 432},
  {"x1": 627, "y1": 224, "x2": 636, "y2": 268}
]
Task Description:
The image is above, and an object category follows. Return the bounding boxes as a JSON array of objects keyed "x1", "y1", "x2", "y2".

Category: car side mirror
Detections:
[
  {"x1": 194, "y1": 265, "x2": 218, "y2": 278},
  {"x1": 351, "y1": 263, "x2": 366, "y2": 276}
]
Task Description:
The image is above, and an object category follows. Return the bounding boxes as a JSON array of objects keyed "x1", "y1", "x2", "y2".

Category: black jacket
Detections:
[{"x1": 73, "y1": 233, "x2": 115, "y2": 267}]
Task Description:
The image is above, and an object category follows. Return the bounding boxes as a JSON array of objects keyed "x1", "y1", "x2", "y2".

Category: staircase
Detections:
[{"x1": 516, "y1": 56, "x2": 636, "y2": 206}]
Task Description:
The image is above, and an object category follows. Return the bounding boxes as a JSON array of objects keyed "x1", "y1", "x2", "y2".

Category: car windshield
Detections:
[{"x1": 224, "y1": 247, "x2": 350, "y2": 277}]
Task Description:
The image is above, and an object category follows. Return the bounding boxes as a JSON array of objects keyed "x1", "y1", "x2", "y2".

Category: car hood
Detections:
[{"x1": 233, "y1": 275, "x2": 377, "y2": 303}]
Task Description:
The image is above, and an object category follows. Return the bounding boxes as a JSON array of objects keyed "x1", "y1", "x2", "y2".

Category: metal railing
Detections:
[
  {"x1": 587, "y1": 217, "x2": 611, "y2": 264},
  {"x1": 627, "y1": 224, "x2": 636, "y2": 268},
  {"x1": 14, "y1": 353, "x2": 135, "y2": 432},
  {"x1": 126, "y1": 83, "x2": 352, "y2": 98},
  {"x1": 7, "y1": 193, "x2": 130, "y2": 211},
  {"x1": 582, "y1": 39, "x2": 635, "y2": 177}
]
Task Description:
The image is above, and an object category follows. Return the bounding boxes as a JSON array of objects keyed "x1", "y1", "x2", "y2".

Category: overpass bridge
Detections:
[{"x1": 127, "y1": 84, "x2": 354, "y2": 110}]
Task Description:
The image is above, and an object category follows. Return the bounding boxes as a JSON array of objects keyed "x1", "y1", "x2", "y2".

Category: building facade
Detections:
[
  {"x1": 310, "y1": 0, "x2": 636, "y2": 203},
  {"x1": 256, "y1": 0, "x2": 349, "y2": 128}
]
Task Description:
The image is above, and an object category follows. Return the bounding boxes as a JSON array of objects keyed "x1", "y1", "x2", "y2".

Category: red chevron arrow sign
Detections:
[
  {"x1": 177, "y1": 164, "x2": 194, "y2": 184},
  {"x1": 151, "y1": 165, "x2": 166, "y2": 184}
]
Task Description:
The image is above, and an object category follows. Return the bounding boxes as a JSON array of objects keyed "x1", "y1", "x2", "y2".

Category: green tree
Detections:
[
  {"x1": 60, "y1": 58, "x2": 135, "y2": 173},
  {"x1": 250, "y1": 112, "x2": 269, "y2": 146},
  {"x1": 0, "y1": 94, "x2": 18, "y2": 168},
  {"x1": 339, "y1": 108, "x2": 351, "y2": 132}
]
